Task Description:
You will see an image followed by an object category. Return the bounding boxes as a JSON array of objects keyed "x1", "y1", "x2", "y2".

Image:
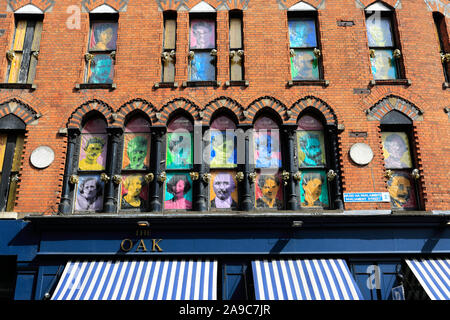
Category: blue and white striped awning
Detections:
[
  {"x1": 252, "y1": 259, "x2": 363, "y2": 300},
  {"x1": 405, "y1": 258, "x2": 450, "y2": 300},
  {"x1": 51, "y1": 260, "x2": 217, "y2": 300}
]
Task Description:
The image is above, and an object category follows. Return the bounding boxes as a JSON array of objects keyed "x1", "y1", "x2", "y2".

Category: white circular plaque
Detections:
[
  {"x1": 30, "y1": 146, "x2": 54, "y2": 169},
  {"x1": 349, "y1": 143, "x2": 373, "y2": 165}
]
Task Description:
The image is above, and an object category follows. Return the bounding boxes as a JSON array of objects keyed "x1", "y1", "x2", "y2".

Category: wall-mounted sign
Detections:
[
  {"x1": 344, "y1": 192, "x2": 390, "y2": 203},
  {"x1": 30, "y1": 146, "x2": 54, "y2": 169},
  {"x1": 349, "y1": 143, "x2": 373, "y2": 165}
]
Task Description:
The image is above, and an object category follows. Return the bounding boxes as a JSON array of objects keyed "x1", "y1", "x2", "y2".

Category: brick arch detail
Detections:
[
  {"x1": 7, "y1": 0, "x2": 55, "y2": 12},
  {"x1": 366, "y1": 95, "x2": 424, "y2": 122},
  {"x1": 115, "y1": 98, "x2": 156, "y2": 127},
  {"x1": 81, "y1": 0, "x2": 129, "y2": 12},
  {"x1": 245, "y1": 96, "x2": 286, "y2": 125},
  {"x1": 158, "y1": 98, "x2": 200, "y2": 126},
  {"x1": 356, "y1": 0, "x2": 401, "y2": 9},
  {"x1": 288, "y1": 96, "x2": 337, "y2": 126},
  {"x1": 66, "y1": 99, "x2": 114, "y2": 129},
  {"x1": 278, "y1": 0, "x2": 325, "y2": 10},
  {"x1": 0, "y1": 98, "x2": 39, "y2": 125},
  {"x1": 423, "y1": 0, "x2": 450, "y2": 17},
  {"x1": 202, "y1": 96, "x2": 242, "y2": 125}
]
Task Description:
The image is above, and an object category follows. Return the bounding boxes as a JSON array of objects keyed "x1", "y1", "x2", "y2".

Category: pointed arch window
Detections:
[
  {"x1": 208, "y1": 115, "x2": 238, "y2": 210},
  {"x1": 296, "y1": 114, "x2": 330, "y2": 208},
  {"x1": 164, "y1": 115, "x2": 194, "y2": 210},
  {"x1": 0, "y1": 114, "x2": 25, "y2": 212},
  {"x1": 380, "y1": 110, "x2": 420, "y2": 210},
  {"x1": 253, "y1": 116, "x2": 283, "y2": 210},
  {"x1": 73, "y1": 117, "x2": 108, "y2": 212},
  {"x1": 119, "y1": 116, "x2": 151, "y2": 212}
]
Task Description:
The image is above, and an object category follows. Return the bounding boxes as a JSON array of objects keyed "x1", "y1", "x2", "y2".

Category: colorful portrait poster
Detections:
[
  {"x1": 289, "y1": 19, "x2": 317, "y2": 48},
  {"x1": 366, "y1": 17, "x2": 393, "y2": 47},
  {"x1": 370, "y1": 49, "x2": 397, "y2": 80},
  {"x1": 166, "y1": 132, "x2": 193, "y2": 169},
  {"x1": 189, "y1": 51, "x2": 216, "y2": 81},
  {"x1": 0, "y1": 134, "x2": 7, "y2": 171},
  {"x1": 255, "y1": 173, "x2": 283, "y2": 209},
  {"x1": 89, "y1": 22, "x2": 118, "y2": 51},
  {"x1": 381, "y1": 132, "x2": 412, "y2": 169},
  {"x1": 291, "y1": 50, "x2": 319, "y2": 80},
  {"x1": 210, "y1": 131, "x2": 236, "y2": 168},
  {"x1": 190, "y1": 19, "x2": 215, "y2": 49},
  {"x1": 88, "y1": 54, "x2": 114, "y2": 84},
  {"x1": 387, "y1": 172, "x2": 416, "y2": 209},
  {"x1": 254, "y1": 131, "x2": 282, "y2": 168},
  {"x1": 122, "y1": 133, "x2": 151, "y2": 170},
  {"x1": 299, "y1": 170, "x2": 329, "y2": 207},
  {"x1": 75, "y1": 175, "x2": 104, "y2": 211},
  {"x1": 164, "y1": 172, "x2": 193, "y2": 210},
  {"x1": 78, "y1": 134, "x2": 108, "y2": 171},
  {"x1": 297, "y1": 131, "x2": 326, "y2": 168},
  {"x1": 121, "y1": 174, "x2": 148, "y2": 210},
  {"x1": 210, "y1": 171, "x2": 238, "y2": 209}
]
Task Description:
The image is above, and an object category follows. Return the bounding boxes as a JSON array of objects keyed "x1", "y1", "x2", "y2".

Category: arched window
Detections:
[
  {"x1": 0, "y1": 114, "x2": 25, "y2": 211},
  {"x1": 119, "y1": 115, "x2": 151, "y2": 212},
  {"x1": 380, "y1": 110, "x2": 419, "y2": 210},
  {"x1": 164, "y1": 115, "x2": 194, "y2": 210},
  {"x1": 73, "y1": 116, "x2": 108, "y2": 212},
  {"x1": 208, "y1": 114, "x2": 238, "y2": 210},
  {"x1": 433, "y1": 12, "x2": 449, "y2": 83},
  {"x1": 296, "y1": 114, "x2": 329, "y2": 208},
  {"x1": 253, "y1": 116, "x2": 283, "y2": 210}
]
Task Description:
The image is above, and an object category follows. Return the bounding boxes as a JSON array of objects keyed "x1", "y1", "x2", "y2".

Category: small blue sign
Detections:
[
  {"x1": 343, "y1": 192, "x2": 390, "y2": 203},
  {"x1": 392, "y1": 285, "x2": 405, "y2": 300}
]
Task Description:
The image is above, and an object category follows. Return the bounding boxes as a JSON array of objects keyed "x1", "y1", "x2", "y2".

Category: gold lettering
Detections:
[
  {"x1": 120, "y1": 239, "x2": 133, "y2": 252},
  {"x1": 152, "y1": 239, "x2": 163, "y2": 252},
  {"x1": 136, "y1": 239, "x2": 148, "y2": 252}
]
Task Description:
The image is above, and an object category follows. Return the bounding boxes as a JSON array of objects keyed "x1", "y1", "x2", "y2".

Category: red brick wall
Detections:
[{"x1": 0, "y1": 0, "x2": 448, "y2": 214}]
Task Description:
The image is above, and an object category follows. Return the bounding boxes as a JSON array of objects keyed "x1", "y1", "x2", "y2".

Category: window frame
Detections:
[
  {"x1": 161, "y1": 11, "x2": 177, "y2": 84},
  {"x1": 433, "y1": 12, "x2": 450, "y2": 84},
  {"x1": 228, "y1": 10, "x2": 245, "y2": 83}
]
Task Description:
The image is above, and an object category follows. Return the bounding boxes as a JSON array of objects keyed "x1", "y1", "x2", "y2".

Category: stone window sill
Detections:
[
  {"x1": 287, "y1": 80, "x2": 329, "y2": 87},
  {"x1": 182, "y1": 81, "x2": 220, "y2": 88},
  {"x1": 75, "y1": 83, "x2": 116, "y2": 90},
  {"x1": 0, "y1": 83, "x2": 36, "y2": 90},
  {"x1": 154, "y1": 82, "x2": 178, "y2": 89},
  {"x1": 443, "y1": 82, "x2": 449, "y2": 90},
  {"x1": 368, "y1": 79, "x2": 411, "y2": 87},
  {"x1": 224, "y1": 80, "x2": 249, "y2": 87}
]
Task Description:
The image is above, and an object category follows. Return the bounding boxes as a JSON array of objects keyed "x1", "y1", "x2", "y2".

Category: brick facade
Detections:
[{"x1": 0, "y1": 0, "x2": 448, "y2": 214}]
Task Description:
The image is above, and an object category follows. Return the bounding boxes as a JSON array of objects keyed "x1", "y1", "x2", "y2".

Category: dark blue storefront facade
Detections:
[{"x1": 1, "y1": 212, "x2": 449, "y2": 301}]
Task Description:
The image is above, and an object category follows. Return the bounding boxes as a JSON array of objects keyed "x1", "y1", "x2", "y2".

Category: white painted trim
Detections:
[
  {"x1": 365, "y1": 2, "x2": 392, "y2": 11},
  {"x1": 14, "y1": 4, "x2": 44, "y2": 14},
  {"x1": 189, "y1": 1, "x2": 216, "y2": 13},
  {"x1": 90, "y1": 4, "x2": 118, "y2": 14},
  {"x1": 288, "y1": 1, "x2": 317, "y2": 11}
]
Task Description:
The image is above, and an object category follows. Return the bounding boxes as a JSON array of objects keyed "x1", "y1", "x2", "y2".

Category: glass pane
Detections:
[
  {"x1": 254, "y1": 117, "x2": 278, "y2": 130},
  {"x1": 166, "y1": 132, "x2": 193, "y2": 169},
  {"x1": 121, "y1": 174, "x2": 148, "y2": 210},
  {"x1": 6, "y1": 174, "x2": 18, "y2": 212},
  {"x1": 387, "y1": 171, "x2": 417, "y2": 209},
  {"x1": 299, "y1": 170, "x2": 328, "y2": 207},
  {"x1": 229, "y1": 17, "x2": 242, "y2": 49},
  {"x1": 289, "y1": 18, "x2": 317, "y2": 48},
  {"x1": 89, "y1": 22, "x2": 118, "y2": 51},
  {"x1": 78, "y1": 134, "x2": 108, "y2": 171},
  {"x1": 164, "y1": 172, "x2": 193, "y2": 210},
  {"x1": 125, "y1": 117, "x2": 150, "y2": 133},
  {"x1": 255, "y1": 172, "x2": 283, "y2": 209},
  {"x1": 122, "y1": 133, "x2": 151, "y2": 170},
  {"x1": 366, "y1": 16, "x2": 393, "y2": 47},
  {"x1": 167, "y1": 116, "x2": 193, "y2": 132},
  {"x1": 75, "y1": 175, "x2": 104, "y2": 211},
  {"x1": 297, "y1": 131, "x2": 326, "y2": 168},
  {"x1": 82, "y1": 118, "x2": 107, "y2": 134},
  {"x1": 291, "y1": 50, "x2": 319, "y2": 80},
  {"x1": 189, "y1": 51, "x2": 215, "y2": 81},
  {"x1": 370, "y1": 49, "x2": 397, "y2": 80},
  {"x1": 210, "y1": 170, "x2": 238, "y2": 209},
  {"x1": 11, "y1": 135, "x2": 24, "y2": 172},
  {"x1": 211, "y1": 115, "x2": 237, "y2": 130},
  {"x1": 254, "y1": 130, "x2": 282, "y2": 168},
  {"x1": 87, "y1": 54, "x2": 114, "y2": 84},
  {"x1": 297, "y1": 115, "x2": 323, "y2": 130},
  {"x1": 190, "y1": 19, "x2": 215, "y2": 49},
  {"x1": 210, "y1": 131, "x2": 236, "y2": 168},
  {"x1": 0, "y1": 134, "x2": 7, "y2": 172},
  {"x1": 381, "y1": 132, "x2": 412, "y2": 169}
]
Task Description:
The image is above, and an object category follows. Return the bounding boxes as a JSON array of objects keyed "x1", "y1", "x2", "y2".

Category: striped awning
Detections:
[
  {"x1": 252, "y1": 259, "x2": 363, "y2": 300},
  {"x1": 51, "y1": 260, "x2": 217, "y2": 300},
  {"x1": 405, "y1": 258, "x2": 450, "y2": 300}
]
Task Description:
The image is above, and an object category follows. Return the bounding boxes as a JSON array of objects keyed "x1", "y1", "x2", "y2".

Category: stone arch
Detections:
[
  {"x1": 289, "y1": 96, "x2": 337, "y2": 126},
  {"x1": 366, "y1": 95, "x2": 424, "y2": 122},
  {"x1": 115, "y1": 99, "x2": 156, "y2": 127},
  {"x1": 0, "y1": 99, "x2": 39, "y2": 126},
  {"x1": 424, "y1": 0, "x2": 450, "y2": 17},
  {"x1": 66, "y1": 100, "x2": 114, "y2": 129},
  {"x1": 158, "y1": 98, "x2": 200, "y2": 126},
  {"x1": 245, "y1": 96, "x2": 286, "y2": 125},
  {"x1": 202, "y1": 96, "x2": 242, "y2": 125}
]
